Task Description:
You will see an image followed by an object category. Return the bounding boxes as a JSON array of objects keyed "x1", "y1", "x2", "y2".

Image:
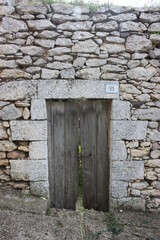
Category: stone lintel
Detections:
[{"x1": 38, "y1": 79, "x2": 119, "y2": 99}]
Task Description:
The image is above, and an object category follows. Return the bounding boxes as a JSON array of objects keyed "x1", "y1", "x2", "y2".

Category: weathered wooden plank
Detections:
[
  {"x1": 47, "y1": 101, "x2": 79, "y2": 210},
  {"x1": 80, "y1": 101, "x2": 97, "y2": 210},
  {"x1": 80, "y1": 101, "x2": 97, "y2": 209},
  {"x1": 64, "y1": 102, "x2": 79, "y2": 209},
  {"x1": 80, "y1": 100, "x2": 110, "y2": 212},
  {"x1": 96, "y1": 100, "x2": 110, "y2": 211}
]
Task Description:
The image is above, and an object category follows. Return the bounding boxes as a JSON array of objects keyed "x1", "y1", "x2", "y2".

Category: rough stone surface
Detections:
[
  {"x1": 7, "y1": 150, "x2": 27, "y2": 159},
  {"x1": 30, "y1": 181, "x2": 49, "y2": 198},
  {"x1": 131, "y1": 148, "x2": 150, "y2": 158},
  {"x1": 112, "y1": 161, "x2": 144, "y2": 181},
  {"x1": 140, "y1": 12, "x2": 160, "y2": 23},
  {"x1": 31, "y1": 99, "x2": 47, "y2": 120},
  {"x1": 150, "y1": 34, "x2": 160, "y2": 44},
  {"x1": 92, "y1": 14, "x2": 107, "y2": 22},
  {"x1": 106, "y1": 36, "x2": 125, "y2": 43},
  {"x1": 112, "y1": 181, "x2": 128, "y2": 198},
  {"x1": 2, "y1": 17, "x2": 28, "y2": 32},
  {"x1": 16, "y1": 56, "x2": 32, "y2": 67},
  {"x1": 109, "y1": 13, "x2": 137, "y2": 22},
  {"x1": 127, "y1": 67, "x2": 157, "y2": 81},
  {"x1": 112, "y1": 120, "x2": 148, "y2": 140},
  {"x1": 149, "y1": 130, "x2": 160, "y2": 141},
  {"x1": 54, "y1": 55, "x2": 73, "y2": 62},
  {"x1": 0, "y1": 81, "x2": 37, "y2": 101},
  {"x1": 76, "y1": 68, "x2": 100, "y2": 79},
  {"x1": 150, "y1": 150, "x2": 160, "y2": 159},
  {"x1": 112, "y1": 100, "x2": 130, "y2": 120},
  {"x1": 41, "y1": 68, "x2": 59, "y2": 79},
  {"x1": 149, "y1": 48, "x2": 160, "y2": 59},
  {"x1": 0, "y1": 6, "x2": 14, "y2": 16},
  {"x1": 57, "y1": 21, "x2": 93, "y2": 31},
  {"x1": 112, "y1": 197, "x2": 146, "y2": 212},
  {"x1": 38, "y1": 30, "x2": 59, "y2": 39},
  {"x1": 111, "y1": 141, "x2": 127, "y2": 161},
  {"x1": 55, "y1": 38, "x2": 72, "y2": 47},
  {"x1": 21, "y1": 46, "x2": 44, "y2": 56},
  {"x1": 0, "y1": 69, "x2": 31, "y2": 79},
  {"x1": 48, "y1": 47, "x2": 71, "y2": 56},
  {"x1": 86, "y1": 58, "x2": 106, "y2": 67},
  {"x1": 52, "y1": 14, "x2": 74, "y2": 24},
  {"x1": 51, "y1": 3, "x2": 73, "y2": 14},
  {"x1": 120, "y1": 84, "x2": 141, "y2": 94},
  {"x1": 16, "y1": 5, "x2": 48, "y2": 15},
  {"x1": 38, "y1": 80, "x2": 119, "y2": 99},
  {"x1": 95, "y1": 21, "x2": 118, "y2": 31},
  {"x1": 132, "y1": 182, "x2": 149, "y2": 190},
  {"x1": 29, "y1": 141, "x2": 47, "y2": 160},
  {"x1": 0, "y1": 104, "x2": 22, "y2": 120},
  {"x1": 146, "y1": 160, "x2": 160, "y2": 168},
  {"x1": 110, "y1": 6, "x2": 130, "y2": 14},
  {"x1": 134, "y1": 108, "x2": 160, "y2": 121},
  {"x1": 0, "y1": 122, "x2": 8, "y2": 139},
  {"x1": 10, "y1": 121, "x2": 47, "y2": 141},
  {"x1": 10, "y1": 160, "x2": 47, "y2": 181},
  {"x1": 126, "y1": 35, "x2": 152, "y2": 52},
  {"x1": 60, "y1": 68, "x2": 75, "y2": 79},
  {"x1": 72, "y1": 39, "x2": 99, "y2": 53},
  {"x1": 100, "y1": 43, "x2": 125, "y2": 53},
  {"x1": 46, "y1": 62, "x2": 72, "y2": 70},
  {"x1": 128, "y1": 60, "x2": 140, "y2": 69},
  {"x1": 35, "y1": 39, "x2": 55, "y2": 48},
  {"x1": 148, "y1": 23, "x2": 160, "y2": 32},
  {"x1": 0, "y1": 141, "x2": 17, "y2": 152},
  {"x1": 101, "y1": 64, "x2": 124, "y2": 73},
  {"x1": 27, "y1": 20, "x2": 55, "y2": 31},
  {"x1": 120, "y1": 21, "x2": 147, "y2": 32},
  {"x1": 73, "y1": 57, "x2": 86, "y2": 68},
  {"x1": 0, "y1": 60, "x2": 17, "y2": 68},
  {"x1": 0, "y1": 188, "x2": 48, "y2": 214},
  {"x1": 0, "y1": 44, "x2": 20, "y2": 55},
  {"x1": 152, "y1": 181, "x2": 160, "y2": 190}
]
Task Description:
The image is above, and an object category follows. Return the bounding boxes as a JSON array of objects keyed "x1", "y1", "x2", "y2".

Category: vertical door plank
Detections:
[
  {"x1": 80, "y1": 100, "x2": 110, "y2": 212},
  {"x1": 80, "y1": 101, "x2": 97, "y2": 210},
  {"x1": 47, "y1": 101, "x2": 79, "y2": 210},
  {"x1": 64, "y1": 102, "x2": 79, "y2": 209},
  {"x1": 47, "y1": 102, "x2": 65, "y2": 208},
  {"x1": 96, "y1": 100, "x2": 110, "y2": 211}
]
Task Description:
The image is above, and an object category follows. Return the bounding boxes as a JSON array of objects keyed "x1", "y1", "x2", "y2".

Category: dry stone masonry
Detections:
[{"x1": 0, "y1": 1, "x2": 160, "y2": 213}]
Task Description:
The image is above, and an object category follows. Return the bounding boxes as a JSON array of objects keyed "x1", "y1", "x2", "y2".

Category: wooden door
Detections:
[
  {"x1": 47, "y1": 101, "x2": 79, "y2": 210},
  {"x1": 80, "y1": 100, "x2": 111, "y2": 212},
  {"x1": 47, "y1": 100, "x2": 110, "y2": 212}
]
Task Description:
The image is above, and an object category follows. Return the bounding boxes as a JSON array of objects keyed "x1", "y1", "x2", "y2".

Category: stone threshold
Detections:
[{"x1": 0, "y1": 188, "x2": 48, "y2": 215}]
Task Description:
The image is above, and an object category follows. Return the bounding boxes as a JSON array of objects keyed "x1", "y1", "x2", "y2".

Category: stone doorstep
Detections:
[{"x1": 0, "y1": 188, "x2": 49, "y2": 215}]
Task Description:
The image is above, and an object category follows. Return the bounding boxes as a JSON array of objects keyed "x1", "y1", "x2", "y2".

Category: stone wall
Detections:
[{"x1": 0, "y1": 1, "x2": 160, "y2": 212}]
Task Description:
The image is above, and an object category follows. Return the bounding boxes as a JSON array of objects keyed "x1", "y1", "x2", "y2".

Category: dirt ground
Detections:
[{"x1": 0, "y1": 208, "x2": 160, "y2": 240}]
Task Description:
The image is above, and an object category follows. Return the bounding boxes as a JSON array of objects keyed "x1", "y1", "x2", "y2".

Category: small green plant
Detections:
[
  {"x1": 154, "y1": 32, "x2": 160, "y2": 35},
  {"x1": 89, "y1": 229, "x2": 107, "y2": 240},
  {"x1": 84, "y1": 224, "x2": 107, "y2": 240},
  {"x1": 107, "y1": 213, "x2": 124, "y2": 235}
]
